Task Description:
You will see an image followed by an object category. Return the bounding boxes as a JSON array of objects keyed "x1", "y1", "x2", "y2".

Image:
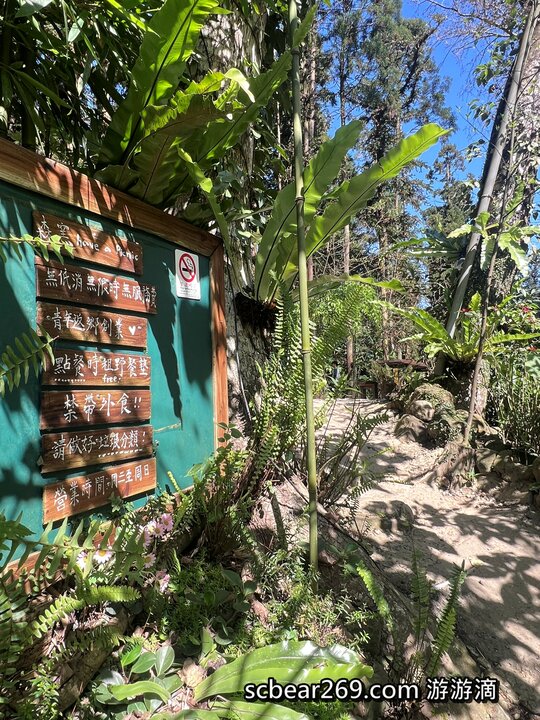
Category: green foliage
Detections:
[
  {"x1": 317, "y1": 407, "x2": 387, "y2": 507},
  {"x1": 251, "y1": 287, "x2": 368, "y2": 485},
  {"x1": 195, "y1": 641, "x2": 373, "y2": 700},
  {"x1": 28, "y1": 585, "x2": 140, "y2": 641},
  {"x1": 93, "y1": 643, "x2": 181, "y2": 718},
  {"x1": 0, "y1": 233, "x2": 72, "y2": 264},
  {"x1": 186, "y1": 428, "x2": 254, "y2": 556},
  {"x1": 354, "y1": 554, "x2": 466, "y2": 685},
  {"x1": 448, "y1": 212, "x2": 536, "y2": 277},
  {"x1": 254, "y1": 123, "x2": 447, "y2": 303},
  {"x1": 0, "y1": 0, "x2": 153, "y2": 166},
  {"x1": 0, "y1": 327, "x2": 54, "y2": 396},
  {"x1": 0, "y1": 514, "x2": 145, "y2": 714},
  {"x1": 98, "y1": 0, "x2": 227, "y2": 167},
  {"x1": 427, "y1": 563, "x2": 467, "y2": 676},
  {"x1": 0, "y1": 233, "x2": 73, "y2": 397},
  {"x1": 490, "y1": 349, "x2": 540, "y2": 456},
  {"x1": 145, "y1": 558, "x2": 253, "y2": 652},
  {"x1": 385, "y1": 292, "x2": 540, "y2": 363}
]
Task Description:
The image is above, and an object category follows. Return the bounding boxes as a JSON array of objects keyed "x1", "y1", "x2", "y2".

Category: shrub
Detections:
[{"x1": 490, "y1": 350, "x2": 540, "y2": 456}]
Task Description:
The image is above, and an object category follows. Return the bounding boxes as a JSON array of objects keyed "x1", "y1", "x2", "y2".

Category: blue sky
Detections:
[{"x1": 402, "y1": 0, "x2": 489, "y2": 182}]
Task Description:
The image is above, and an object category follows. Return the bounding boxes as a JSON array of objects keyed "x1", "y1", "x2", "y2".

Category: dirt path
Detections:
[{"x1": 321, "y1": 399, "x2": 540, "y2": 717}]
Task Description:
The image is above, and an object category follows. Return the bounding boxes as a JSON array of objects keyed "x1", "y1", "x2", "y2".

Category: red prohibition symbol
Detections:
[{"x1": 178, "y1": 252, "x2": 196, "y2": 283}]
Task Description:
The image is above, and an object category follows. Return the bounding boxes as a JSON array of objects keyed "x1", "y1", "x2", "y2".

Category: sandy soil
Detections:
[{"x1": 320, "y1": 399, "x2": 540, "y2": 717}]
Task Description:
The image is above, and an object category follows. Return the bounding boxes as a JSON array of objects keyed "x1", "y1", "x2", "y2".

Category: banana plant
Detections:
[
  {"x1": 254, "y1": 123, "x2": 448, "y2": 304},
  {"x1": 96, "y1": 0, "x2": 310, "y2": 212}
]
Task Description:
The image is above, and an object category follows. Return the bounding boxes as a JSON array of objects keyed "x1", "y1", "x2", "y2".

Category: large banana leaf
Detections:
[
  {"x1": 145, "y1": 50, "x2": 292, "y2": 210},
  {"x1": 301, "y1": 274, "x2": 404, "y2": 300},
  {"x1": 171, "y1": 5, "x2": 314, "y2": 184},
  {"x1": 129, "y1": 96, "x2": 224, "y2": 204},
  {"x1": 256, "y1": 124, "x2": 447, "y2": 303},
  {"x1": 255, "y1": 120, "x2": 364, "y2": 301},
  {"x1": 299, "y1": 123, "x2": 447, "y2": 269},
  {"x1": 194, "y1": 641, "x2": 373, "y2": 701},
  {"x1": 98, "y1": 0, "x2": 226, "y2": 167}
]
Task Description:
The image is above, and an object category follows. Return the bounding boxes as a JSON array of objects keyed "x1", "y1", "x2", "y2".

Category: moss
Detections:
[{"x1": 408, "y1": 383, "x2": 455, "y2": 412}]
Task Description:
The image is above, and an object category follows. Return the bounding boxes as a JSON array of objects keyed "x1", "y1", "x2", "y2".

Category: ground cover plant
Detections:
[{"x1": 1, "y1": 0, "x2": 540, "y2": 717}]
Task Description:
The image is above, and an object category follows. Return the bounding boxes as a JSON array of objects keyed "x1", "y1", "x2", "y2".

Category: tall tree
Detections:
[
  {"x1": 358, "y1": 0, "x2": 452, "y2": 358},
  {"x1": 320, "y1": 0, "x2": 366, "y2": 371},
  {"x1": 439, "y1": 0, "x2": 540, "y2": 343}
]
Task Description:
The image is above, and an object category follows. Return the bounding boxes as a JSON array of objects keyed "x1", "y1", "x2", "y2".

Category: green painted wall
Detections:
[{"x1": 0, "y1": 180, "x2": 215, "y2": 543}]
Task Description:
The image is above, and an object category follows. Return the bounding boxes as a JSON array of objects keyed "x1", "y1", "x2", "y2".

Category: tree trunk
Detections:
[{"x1": 443, "y1": 1, "x2": 540, "y2": 339}]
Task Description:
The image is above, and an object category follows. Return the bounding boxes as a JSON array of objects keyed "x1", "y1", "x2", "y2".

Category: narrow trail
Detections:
[{"x1": 322, "y1": 399, "x2": 540, "y2": 717}]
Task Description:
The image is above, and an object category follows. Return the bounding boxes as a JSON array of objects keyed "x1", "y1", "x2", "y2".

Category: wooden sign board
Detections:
[
  {"x1": 41, "y1": 424, "x2": 153, "y2": 472},
  {"x1": 35, "y1": 258, "x2": 157, "y2": 314},
  {"x1": 42, "y1": 349, "x2": 151, "y2": 387},
  {"x1": 40, "y1": 389, "x2": 151, "y2": 429},
  {"x1": 37, "y1": 302, "x2": 147, "y2": 348},
  {"x1": 34, "y1": 211, "x2": 143, "y2": 274},
  {"x1": 43, "y1": 458, "x2": 157, "y2": 523}
]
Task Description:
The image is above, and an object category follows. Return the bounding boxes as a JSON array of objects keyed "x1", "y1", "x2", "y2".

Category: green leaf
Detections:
[
  {"x1": 448, "y1": 223, "x2": 473, "y2": 238},
  {"x1": 292, "y1": 5, "x2": 317, "y2": 47},
  {"x1": 194, "y1": 641, "x2": 373, "y2": 701},
  {"x1": 110, "y1": 680, "x2": 170, "y2": 702},
  {"x1": 131, "y1": 651, "x2": 157, "y2": 674},
  {"x1": 255, "y1": 120, "x2": 363, "y2": 302},
  {"x1": 499, "y1": 232, "x2": 529, "y2": 276},
  {"x1": 303, "y1": 274, "x2": 404, "y2": 299},
  {"x1": 304, "y1": 124, "x2": 447, "y2": 263},
  {"x1": 99, "y1": 0, "x2": 226, "y2": 166},
  {"x1": 211, "y1": 700, "x2": 310, "y2": 720},
  {"x1": 15, "y1": 0, "x2": 53, "y2": 17},
  {"x1": 155, "y1": 645, "x2": 175, "y2": 676},
  {"x1": 185, "y1": 50, "x2": 292, "y2": 171},
  {"x1": 121, "y1": 643, "x2": 143, "y2": 668}
]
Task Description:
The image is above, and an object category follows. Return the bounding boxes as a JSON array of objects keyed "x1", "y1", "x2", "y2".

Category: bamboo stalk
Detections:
[{"x1": 289, "y1": 0, "x2": 319, "y2": 588}]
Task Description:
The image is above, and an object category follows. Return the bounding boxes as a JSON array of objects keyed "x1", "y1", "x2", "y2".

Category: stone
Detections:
[
  {"x1": 429, "y1": 441, "x2": 476, "y2": 487},
  {"x1": 476, "y1": 447, "x2": 501, "y2": 474},
  {"x1": 406, "y1": 398, "x2": 434, "y2": 422},
  {"x1": 427, "y1": 408, "x2": 467, "y2": 446},
  {"x1": 475, "y1": 472, "x2": 502, "y2": 493},
  {"x1": 394, "y1": 414, "x2": 428, "y2": 443},
  {"x1": 408, "y1": 382, "x2": 455, "y2": 411},
  {"x1": 496, "y1": 459, "x2": 535, "y2": 483},
  {"x1": 531, "y1": 457, "x2": 540, "y2": 483}
]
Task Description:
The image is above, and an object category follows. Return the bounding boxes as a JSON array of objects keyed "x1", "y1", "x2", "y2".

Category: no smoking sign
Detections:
[{"x1": 175, "y1": 249, "x2": 201, "y2": 300}]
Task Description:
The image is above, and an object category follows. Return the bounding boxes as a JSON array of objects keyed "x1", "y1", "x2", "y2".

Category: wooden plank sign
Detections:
[
  {"x1": 34, "y1": 211, "x2": 143, "y2": 274},
  {"x1": 41, "y1": 425, "x2": 153, "y2": 472},
  {"x1": 43, "y1": 458, "x2": 157, "y2": 522},
  {"x1": 37, "y1": 302, "x2": 147, "y2": 348},
  {"x1": 42, "y1": 349, "x2": 151, "y2": 387},
  {"x1": 40, "y1": 389, "x2": 151, "y2": 429},
  {"x1": 35, "y1": 258, "x2": 157, "y2": 314}
]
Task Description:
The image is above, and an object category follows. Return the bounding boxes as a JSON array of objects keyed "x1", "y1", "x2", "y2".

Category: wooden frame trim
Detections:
[
  {"x1": 0, "y1": 138, "x2": 219, "y2": 256},
  {"x1": 210, "y1": 243, "x2": 229, "y2": 443},
  {"x1": 0, "y1": 138, "x2": 228, "y2": 447}
]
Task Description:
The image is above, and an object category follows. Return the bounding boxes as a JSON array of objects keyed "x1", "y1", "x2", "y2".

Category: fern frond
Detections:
[
  {"x1": 427, "y1": 562, "x2": 467, "y2": 675},
  {"x1": 411, "y1": 551, "x2": 431, "y2": 641},
  {"x1": 356, "y1": 562, "x2": 394, "y2": 634},
  {"x1": 0, "y1": 233, "x2": 73, "y2": 264},
  {"x1": 27, "y1": 585, "x2": 140, "y2": 641},
  {"x1": 0, "y1": 327, "x2": 55, "y2": 396}
]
